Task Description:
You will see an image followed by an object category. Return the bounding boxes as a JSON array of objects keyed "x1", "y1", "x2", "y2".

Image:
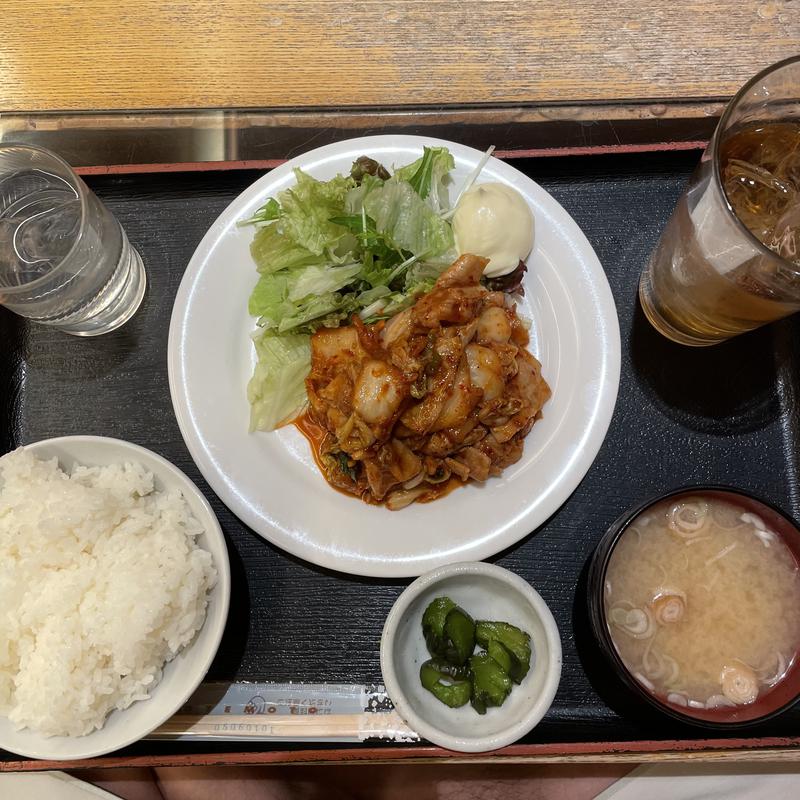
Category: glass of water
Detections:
[{"x1": 0, "y1": 143, "x2": 145, "y2": 336}]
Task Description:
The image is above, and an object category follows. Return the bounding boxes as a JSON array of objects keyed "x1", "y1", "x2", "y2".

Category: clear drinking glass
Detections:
[
  {"x1": 0, "y1": 143, "x2": 145, "y2": 335},
  {"x1": 639, "y1": 56, "x2": 800, "y2": 346}
]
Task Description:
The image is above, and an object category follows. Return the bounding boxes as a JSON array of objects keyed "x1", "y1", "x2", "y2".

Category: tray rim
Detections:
[
  {"x1": 5, "y1": 737, "x2": 800, "y2": 771},
  {"x1": 0, "y1": 104, "x2": 712, "y2": 176},
  {"x1": 5, "y1": 152, "x2": 798, "y2": 767}
]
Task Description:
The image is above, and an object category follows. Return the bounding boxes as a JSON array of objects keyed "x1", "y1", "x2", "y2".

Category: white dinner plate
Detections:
[{"x1": 168, "y1": 135, "x2": 620, "y2": 578}]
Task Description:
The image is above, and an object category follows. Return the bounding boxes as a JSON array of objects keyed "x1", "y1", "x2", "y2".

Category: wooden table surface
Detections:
[{"x1": 2, "y1": 1, "x2": 798, "y2": 113}]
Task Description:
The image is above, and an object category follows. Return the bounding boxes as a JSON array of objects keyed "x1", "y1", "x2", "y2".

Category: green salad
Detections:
[{"x1": 242, "y1": 147, "x2": 465, "y2": 432}]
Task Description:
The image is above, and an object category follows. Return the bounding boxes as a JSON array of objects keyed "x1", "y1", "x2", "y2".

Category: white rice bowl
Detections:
[{"x1": 0, "y1": 437, "x2": 230, "y2": 760}]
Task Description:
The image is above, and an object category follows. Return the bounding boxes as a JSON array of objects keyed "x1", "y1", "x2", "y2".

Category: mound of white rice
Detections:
[{"x1": 0, "y1": 448, "x2": 217, "y2": 737}]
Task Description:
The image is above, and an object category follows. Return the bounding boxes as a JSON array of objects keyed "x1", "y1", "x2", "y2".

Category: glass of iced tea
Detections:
[{"x1": 639, "y1": 56, "x2": 800, "y2": 345}]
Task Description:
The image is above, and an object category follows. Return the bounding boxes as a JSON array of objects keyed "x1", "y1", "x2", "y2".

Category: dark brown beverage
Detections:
[
  {"x1": 721, "y1": 122, "x2": 800, "y2": 264},
  {"x1": 640, "y1": 122, "x2": 800, "y2": 345}
]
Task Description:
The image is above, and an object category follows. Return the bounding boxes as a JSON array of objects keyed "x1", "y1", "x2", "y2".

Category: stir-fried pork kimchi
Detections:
[{"x1": 300, "y1": 254, "x2": 551, "y2": 509}]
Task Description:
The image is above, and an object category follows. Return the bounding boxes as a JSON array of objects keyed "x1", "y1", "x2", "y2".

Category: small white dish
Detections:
[
  {"x1": 168, "y1": 134, "x2": 621, "y2": 578},
  {"x1": 380, "y1": 562, "x2": 562, "y2": 752},
  {"x1": 0, "y1": 436, "x2": 231, "y2": 761}
]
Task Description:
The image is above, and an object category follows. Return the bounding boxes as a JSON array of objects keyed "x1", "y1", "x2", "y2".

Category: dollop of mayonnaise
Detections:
[{"x1": 452, "y1": 183, "x2": 534, "y2": 278}]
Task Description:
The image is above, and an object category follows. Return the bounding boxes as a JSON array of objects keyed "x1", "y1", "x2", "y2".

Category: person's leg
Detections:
[
  {"x1": 71, "y1": 768, "x2": 164, "y2": 800},
  {"x1": 310, "y1": 763, "x2": 634, "y2": 800},
  {"x1": 76, "y1": 762, "x2": 635, "y2": 800},
  {"x1": 154, "y1": 765, "x2": 354, "y2": 800}
]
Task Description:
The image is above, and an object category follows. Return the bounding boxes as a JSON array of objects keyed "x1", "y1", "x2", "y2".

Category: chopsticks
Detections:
[{"x1": 149, "y1": 711, "x2": 417, "y2": 741}]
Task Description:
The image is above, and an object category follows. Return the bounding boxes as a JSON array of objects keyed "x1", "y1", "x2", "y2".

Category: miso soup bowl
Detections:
[{"x1": 587, "y1": 485, "x2": 800, "y2": 729}]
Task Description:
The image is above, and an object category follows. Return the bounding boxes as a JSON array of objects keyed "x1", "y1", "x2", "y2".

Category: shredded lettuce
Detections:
[
  {"x1": 362, "y1": 179, "x2": 454, "y2": 258},
  {"x1": 243, "y1": 147, "x2": 461, "y2": 430},
  {"x1": 239, "y1": 197, "x2": 281, "y2": 226},
  {"x1": 287, "y1": 263, "x2": 362, "y2": 301},
  {"x1": 247, "y1": 332, "x2": 312, "y2": 432},
  {"x1": 278, "y1": 169, "x2": 355, "y2": 255},
  {"x1": 393, "y1": 146, "x2": 455, "y2": 212},
  {"x1": 250, "y1": 225, "x2": 329, "y2": 275}
]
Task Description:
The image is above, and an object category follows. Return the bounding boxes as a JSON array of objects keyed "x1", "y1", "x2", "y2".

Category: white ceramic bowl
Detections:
[
  {"x1": 0, "y1": 436, "x2": 231, "y2": 760},
  {"x1": 380, "y1": 562, "x2": 562, "y2": 752}
]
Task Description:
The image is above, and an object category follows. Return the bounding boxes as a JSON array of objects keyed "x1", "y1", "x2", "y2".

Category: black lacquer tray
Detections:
[{"x1": 3, "y1": 150, "x2": 800, "y2": 765}]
